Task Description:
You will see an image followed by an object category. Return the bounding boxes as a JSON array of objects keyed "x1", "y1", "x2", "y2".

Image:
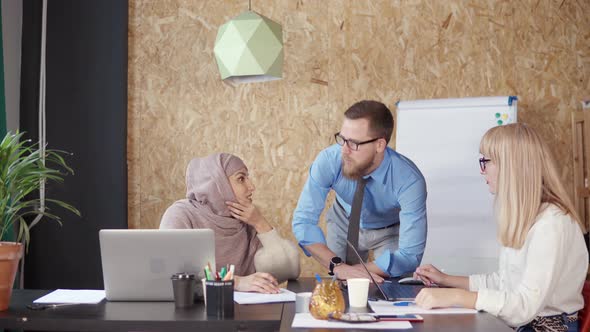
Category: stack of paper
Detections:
[
  {"x1": 369, "y1": 300, "x2": 478, "y2": 315},
  {"x1": 34, "y1": 289, "x2": 106, "y2": 304},
  {"x1": 233, "y1": 288, "x2": 296, "y2": 304}
]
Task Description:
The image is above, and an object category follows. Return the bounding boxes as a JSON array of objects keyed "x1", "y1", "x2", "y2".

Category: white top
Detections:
[
  {"x1": 255, "y1": 229, "x2": 301, "y2": 283},
  {"x1": 469, "y1": 204, "x2": 588, "y2": 327}
]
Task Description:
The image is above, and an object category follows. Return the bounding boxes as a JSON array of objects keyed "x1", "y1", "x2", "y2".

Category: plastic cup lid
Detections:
[{"x1": 171, "y1": 272, "x2": 195, "y2": 280}]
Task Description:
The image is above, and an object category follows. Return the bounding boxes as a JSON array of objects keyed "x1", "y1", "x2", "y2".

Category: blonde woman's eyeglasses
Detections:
[{"x1": 479, "y1": 157, "x2": 491, "y2": 172}]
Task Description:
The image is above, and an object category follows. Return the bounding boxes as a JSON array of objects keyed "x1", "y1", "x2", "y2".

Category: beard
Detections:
[{"x1": 342, "y1": 155, "x2": 374, "y2": 180}]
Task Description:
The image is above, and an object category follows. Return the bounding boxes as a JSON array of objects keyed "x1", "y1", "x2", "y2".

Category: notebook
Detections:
[{"x1": 99, "y1": 229, "x2": 215, "y2": 301}]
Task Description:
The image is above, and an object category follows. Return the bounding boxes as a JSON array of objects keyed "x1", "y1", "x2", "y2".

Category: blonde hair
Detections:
[{"x1": 479, "y1": 123, "x2": 585, "y2": 249}]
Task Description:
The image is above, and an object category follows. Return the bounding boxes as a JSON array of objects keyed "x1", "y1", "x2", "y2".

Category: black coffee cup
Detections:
[{"x1": 171, "y1": 272, "x2": 195, "y2": 308}]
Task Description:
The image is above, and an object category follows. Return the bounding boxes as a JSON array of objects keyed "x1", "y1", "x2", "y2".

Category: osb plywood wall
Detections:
[{"x1": 128, "y1": 0, "x2": 590, "y2": 277}]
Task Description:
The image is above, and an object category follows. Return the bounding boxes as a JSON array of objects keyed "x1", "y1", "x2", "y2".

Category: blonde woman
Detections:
[{"x1": 413, "y1": 123, "x2": 588, "y2": 331}]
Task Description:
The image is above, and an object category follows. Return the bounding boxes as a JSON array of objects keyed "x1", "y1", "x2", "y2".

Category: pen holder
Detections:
[{"x1": 205, "y1": 280, "x2": 234, "y2": 318}]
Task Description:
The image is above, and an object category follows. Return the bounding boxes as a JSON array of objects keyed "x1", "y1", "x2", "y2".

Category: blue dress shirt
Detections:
[{"x1": 292, "y1": 144, "x2": 428, "y2": 276}]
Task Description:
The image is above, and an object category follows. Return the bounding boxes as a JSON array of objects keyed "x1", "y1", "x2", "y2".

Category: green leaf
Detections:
[{"x1": 0, "y1": 131, "x2": 80, "y2": 247}]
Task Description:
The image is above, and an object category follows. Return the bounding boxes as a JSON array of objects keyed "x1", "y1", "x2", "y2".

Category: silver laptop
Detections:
[{"x1": 99, "y1": 229, "x2": 215, "y2": 301}]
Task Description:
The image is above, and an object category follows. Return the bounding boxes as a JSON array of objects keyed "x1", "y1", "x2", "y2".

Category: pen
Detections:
[
  {"x1": 393, "y1": 301, "x2": 415, "y2": 306},
  {"x1": 204, "y1": 265, "x2": 212, "y2": 281},
  {"x1": 223, "y1": 265, "x2": 235, "y2": 281}
]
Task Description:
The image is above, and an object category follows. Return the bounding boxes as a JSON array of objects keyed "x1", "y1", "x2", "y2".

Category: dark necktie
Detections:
[{"x1": 345, "y1": 177, "x2": 367, "y2": 264}]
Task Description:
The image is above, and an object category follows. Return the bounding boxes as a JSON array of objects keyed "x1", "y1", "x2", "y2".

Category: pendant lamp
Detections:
[{"x1": 213, "y1": 2, "x2": 283, "y2": 84}]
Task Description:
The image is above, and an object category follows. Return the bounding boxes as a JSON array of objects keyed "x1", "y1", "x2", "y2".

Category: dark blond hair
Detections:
[{"x1": 480, "y1": 123, "x2": 585, "y2": 248}]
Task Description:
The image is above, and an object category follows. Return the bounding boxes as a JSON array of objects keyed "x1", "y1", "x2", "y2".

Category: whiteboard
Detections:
[{"x1": 395, "y1": 96, "x2": 517, "y2": 275}]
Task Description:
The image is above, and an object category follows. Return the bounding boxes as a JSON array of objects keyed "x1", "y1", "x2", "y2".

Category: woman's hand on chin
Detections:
[
  {"x1": 234, "y1": 272, "x2": 280, "y2": 294},
  {"x1": 225, "y1": 200, "x2": 272, "y2": 233}
]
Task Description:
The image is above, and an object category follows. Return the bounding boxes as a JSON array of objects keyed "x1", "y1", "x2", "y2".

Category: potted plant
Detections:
[{"x1": 0, "y1": 131, "x2": 80, "y2": 310}]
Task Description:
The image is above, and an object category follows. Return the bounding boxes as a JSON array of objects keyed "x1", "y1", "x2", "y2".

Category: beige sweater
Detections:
[{"x1": 255, "y1": 229, "x2": 300, "y2": 282}]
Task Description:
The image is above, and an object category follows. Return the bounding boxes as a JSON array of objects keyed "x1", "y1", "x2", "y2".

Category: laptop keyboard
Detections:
[{"x1": 381, "y1": 282, "x2": 422, "y2": 299}]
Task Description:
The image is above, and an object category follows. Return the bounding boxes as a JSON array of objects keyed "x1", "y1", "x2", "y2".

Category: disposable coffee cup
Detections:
[
  {"x1": 171, "y1": 272, "x2": 195, "y2": 308},
  {"x1": 295, "y1": 292, "x2": 312, "y2": 313},
  {"x1": 347, "y1": 278, "x2": 370, "y2": 308},
  {"x1": 201, "y1": 278, "x2": 207, "y2": 305}
]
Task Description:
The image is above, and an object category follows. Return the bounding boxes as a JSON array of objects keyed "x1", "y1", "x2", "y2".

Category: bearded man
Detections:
[{"x1": 292, "y1": 100, "x2": 428, "y2": 280}]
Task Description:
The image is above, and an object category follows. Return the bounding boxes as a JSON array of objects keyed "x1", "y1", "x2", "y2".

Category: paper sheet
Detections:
[
  {"x1": 34, "y1": 289, "x2": 106, "y2": 304},
  {"x1": 233, "y1": 288, "x2": 296, "y2": 304},
  {"x1": 369, "y1": 300, "x2": 478, "y2": 315},
  {"x1": 291, "y1": 313, "x2": 412, "y2": 329}
]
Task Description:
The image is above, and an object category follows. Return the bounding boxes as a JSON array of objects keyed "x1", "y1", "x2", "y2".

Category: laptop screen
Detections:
[
  {"x1": 99, "y1": 229, "x2": 215, "y2": 301},
  {"x1": 345, "y1": 240, "x2": 394, "y2": 301},
  {"x1": 344, "y1": 240, "x2": 423, "y2": 301}
]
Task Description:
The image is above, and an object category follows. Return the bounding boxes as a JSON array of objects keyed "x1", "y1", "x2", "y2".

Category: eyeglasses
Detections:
[
  {"x1": 334, "y1": 132, "x2": 381, "y2": 151},
  {"x1": 479, "y1": 157, "x2": 491, "y2": 172}
]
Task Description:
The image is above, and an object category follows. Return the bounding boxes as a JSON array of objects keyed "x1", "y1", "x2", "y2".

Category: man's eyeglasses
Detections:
[
  {"x1": 334, "y1": 133, "x2": 381, "y2": 151},
  {"x1": 479, "y1": 157, "x2": 491, "y2": 172}
]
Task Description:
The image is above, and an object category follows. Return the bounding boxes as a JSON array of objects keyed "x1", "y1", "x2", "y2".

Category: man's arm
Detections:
[
  {"x1": 292, "y1": 149, "x2": 335, "y2": 256},
  {"x1": 302, "y1": 243, "x2": 335, "y2": 268},
  {"x1": 365, "y1": 262, "x2": 389, "y2": 277},
  {"x1": 304, "y1": 244, "x2": 384, "y2": 282},
  {"x1": 374, "y1": 176, "x2": 427, "y2": 277}
]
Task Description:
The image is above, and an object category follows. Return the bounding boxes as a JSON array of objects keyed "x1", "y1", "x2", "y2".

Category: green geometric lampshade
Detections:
[{"x1": 213, "y1": 11, "x2": 283, "y2": 84}]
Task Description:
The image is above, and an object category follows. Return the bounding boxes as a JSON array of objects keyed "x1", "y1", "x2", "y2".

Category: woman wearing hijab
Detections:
[
  {"x1": 160, "y1": 153, "x2": 300, "y2": 293},
  {"x1": 413, "y1": 123, "x2": 587, "y2": 331}
]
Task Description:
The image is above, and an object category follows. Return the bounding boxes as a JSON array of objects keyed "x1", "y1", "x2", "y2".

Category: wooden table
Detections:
[
  {"x1": 0, "y1": 289, "x2": 282, "y2": 331},
  {"x1": 281, "y1": 278, "x2": 513, "y2": 331},
  {"x1": 0, "y1": 280, "x2": 513, "y2": 331}
]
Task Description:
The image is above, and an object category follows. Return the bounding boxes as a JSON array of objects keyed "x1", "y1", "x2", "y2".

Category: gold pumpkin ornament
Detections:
[{"x1": 309, "y1": 279, "x2": 345, "y2": 320}]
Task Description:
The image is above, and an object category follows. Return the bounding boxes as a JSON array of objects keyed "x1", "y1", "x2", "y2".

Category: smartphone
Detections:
[{"x1": 374, "y1": 314, "x2": 424, "y2": 322}]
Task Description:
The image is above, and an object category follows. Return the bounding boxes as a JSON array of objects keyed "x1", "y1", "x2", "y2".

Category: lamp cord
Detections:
[
  {"x1": 20, "y1": 0, "x2": 47, "y2": 289},
  {"x1": 249, "y1": 0, "x2": 251, "y2": 11},
  {"x1": 28, "y1": 0, "x2": 47, "y2": 232}
]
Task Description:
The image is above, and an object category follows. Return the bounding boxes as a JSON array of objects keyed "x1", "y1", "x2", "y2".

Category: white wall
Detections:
[{"x1": 2, "y1": 0, "x2": 22, "y2": 132}]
